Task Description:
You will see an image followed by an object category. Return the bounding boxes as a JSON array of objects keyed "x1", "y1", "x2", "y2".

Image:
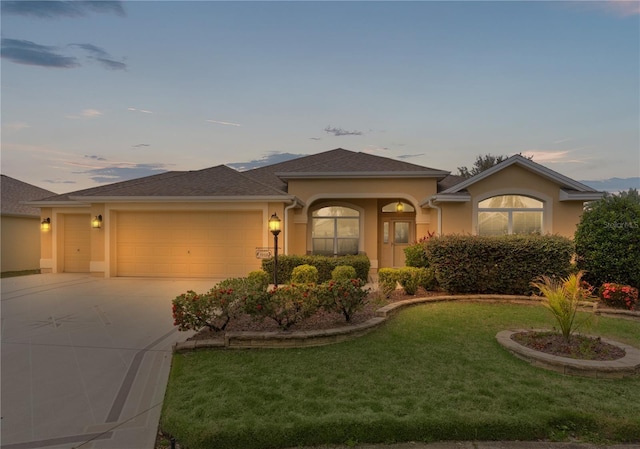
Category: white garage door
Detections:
[{"x1": 115, "y1": 211, "x2": 264, "y2": 278}]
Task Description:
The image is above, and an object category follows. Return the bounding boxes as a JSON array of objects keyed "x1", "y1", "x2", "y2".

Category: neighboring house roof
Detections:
[
  {"x1": 0, "y1": 175, "x2": 55, "y2": 217},
  {"x1": 428, "y1": 154, "x2": 604, "y2": 203}
]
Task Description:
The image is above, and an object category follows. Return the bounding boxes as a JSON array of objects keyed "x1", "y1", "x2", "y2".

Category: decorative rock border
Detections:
[
  {"x1": 173, "y1": 294, "x2": 536, "y2": 352},
  {"x1": 496, "y1": 330, "x2": 640, "y2": 378},
  {"x1": 173, "y1": 294, "x2": 639, "y2": 360}
]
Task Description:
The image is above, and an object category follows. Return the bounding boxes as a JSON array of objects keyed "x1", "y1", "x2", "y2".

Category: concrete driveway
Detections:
[{"x1": 1, "y1": 273, "x2": 219, "y2": 449}]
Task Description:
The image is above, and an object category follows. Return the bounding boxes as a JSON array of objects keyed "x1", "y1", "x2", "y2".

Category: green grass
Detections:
[{"x1": 161, "y1": 302, "x2": 640, "y2": 449}]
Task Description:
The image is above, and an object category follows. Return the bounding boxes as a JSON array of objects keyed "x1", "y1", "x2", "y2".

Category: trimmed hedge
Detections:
[
  {"x1": 263, "y1": 254, "x2": 370, "y2": 283},
  {"x1": 425, "y1": 234, "x2": 574, "y2": 295}
]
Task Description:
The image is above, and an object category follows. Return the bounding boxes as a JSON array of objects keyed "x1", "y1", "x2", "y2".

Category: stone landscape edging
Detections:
[
  {"x1": 173, "y1": 294, "x2": 537, "y2": 352},
  {"x1": 172, "y1": 294, "x2": 638, "y2": 355},
  {"x1": 496, "y1": 329, "x2": 640, "y2": 378}
]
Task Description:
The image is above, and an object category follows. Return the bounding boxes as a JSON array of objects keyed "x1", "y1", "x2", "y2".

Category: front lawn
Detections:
[{"x1": 161, "y1": 302, "x2": 640, "y2": 449}]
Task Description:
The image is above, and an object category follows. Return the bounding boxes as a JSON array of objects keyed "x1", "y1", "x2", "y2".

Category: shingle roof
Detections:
[
  {"x1": 39, "y1": 166, "x2": 289, "y2": 202},
  {"x1": 437, "y1": 174, "x2": 467, "y2": 192},
  {"x1": 0, "y1": 175, "x2": 55, "y2": 216},
  {"x1": 244, "y1": 148, "x2": 450, "y2": 189},
  {"x1": 27, "y1": 149, "x2": 452, "y2": 204}
]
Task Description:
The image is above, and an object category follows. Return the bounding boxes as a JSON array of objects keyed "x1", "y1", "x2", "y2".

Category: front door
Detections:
[{"x1": 380, "y1": 219, "x2": 413, "y2": 268}]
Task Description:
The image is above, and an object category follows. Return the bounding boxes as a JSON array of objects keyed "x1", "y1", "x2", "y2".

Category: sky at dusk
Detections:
[{"x1": 1, "y1": 0, "x2": 639, "y2": 194}]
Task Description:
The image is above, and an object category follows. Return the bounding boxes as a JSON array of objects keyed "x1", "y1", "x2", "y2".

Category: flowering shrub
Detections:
[
  {"x1": 172, "y1": 287, "x2": 244, "y2": 332},
  {"x1": 598, "y1": 283, "x2": 639, "y2": 310},
  {"x1": 172, "y1": 277, "x2": 265, "y2": 332},
  {"x1": 245, "y1": 284, "x2": 318, "y2": 330},
  {"x1": 317, "y1": 278, "x2": 370, "y2": 322}
]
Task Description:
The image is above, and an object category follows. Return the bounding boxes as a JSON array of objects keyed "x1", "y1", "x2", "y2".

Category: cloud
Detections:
[
  {"x1": 2, "y1": 122, "x2": 30, "y2": 131},
  {"x1": 227, "y1": 152, "x2": 305, "y2": 171},
  {"x1": 69, "y1": 43, "x2": 126, "y2": 70},
  {"x1": 309, "y1": 137, "x2": 322, "y2": 141},
  {"x1": 2, "y1": 38, "x2": 126, "y2": 70},
  {"x1": 553, "y1": 138, "x2": 573, "y2": 145},
  {"x1": 397, "y1": 153, "x2": 425, "y2": 160},
  {"x1": 43, "y1": 179, "x2": 76, "y2": 185},
  {"x1": 324, "y1": 126, "x2": 363, "y2": 137},
  {"x1": 599, "y1": 0, "x2": 640, "y2": 16},
  {"x1": 1, "y1": 1, "x2": 125, "y2": 18},
  {"x1": 66, "y1": 109, "x2": 103, "y2": 119},
  {"x1": 1, "y1": 38, "x2": 79, "y2": 68},
  {"x1": 76, "y1": 163, "x2": 168, "y2": 183},
  {"x1": 520, "y1": 150, "x2": 588, "y2": 164},
  {"x1": 132, "y1": 144, "x2": 151, "y2": 149},
  {"x1": 206, "y1": 119, "x2": 241, "y2": 127},
  {"x1": 84, "y1": 155, "x2": 107, "y2": 161},
  {"x1": 128, "y1": 107, "x2": 153, "y2": 114}
]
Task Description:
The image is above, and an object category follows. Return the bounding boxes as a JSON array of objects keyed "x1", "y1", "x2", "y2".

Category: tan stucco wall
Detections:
[
  {"x1": 1, "y1": 215, "x2": 41, "y2": 272},
  {"x1": 288, "y1": 178, "x2": 437, "y2": 223},
  {"x1": 285, "y1": 178, "x2": 440, "y2": 270},
  {"x1": 439, "y1": 164, "x2": 585, "y2": 237}
]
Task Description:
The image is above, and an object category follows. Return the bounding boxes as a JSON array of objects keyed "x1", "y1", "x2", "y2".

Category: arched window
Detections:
[
  {"x1": 478, "y1": 195, "x2": 543, "y2": 235},
  {"x1": 311, "y1": 206, "x2": 360, "y2": 256}
]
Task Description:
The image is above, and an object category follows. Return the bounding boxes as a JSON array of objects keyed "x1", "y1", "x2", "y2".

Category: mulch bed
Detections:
[
  {"x1": 511, "y1": 331, "x2": 626, "y2": 361},
  {"x1": 187, "y1": 288, "x2": 441, "y2": 341}
]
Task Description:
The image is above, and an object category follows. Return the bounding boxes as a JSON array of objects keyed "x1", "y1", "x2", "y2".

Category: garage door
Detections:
[
  {"x1": 115, "y1": 211, "x2": 264, "y2": 278},
  {"x1": 64, "y1": 214, "x2": 91, "y2": 273}
]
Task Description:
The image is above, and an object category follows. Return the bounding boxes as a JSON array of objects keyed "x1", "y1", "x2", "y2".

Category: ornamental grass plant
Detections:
[
  {"x1": 161, "y1": 302, "x2": 640, "y2": 449},
  {"x1": 530, "y1": 271, "x2": 593, "y2": 342}
]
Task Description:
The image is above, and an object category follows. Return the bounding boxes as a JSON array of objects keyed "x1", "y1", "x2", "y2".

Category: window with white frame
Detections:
[
  {"x1": 477, "y1": 195, "x2": 543, "y2": 235},
  {"x1": 311, "y1": 206, "x2": 360, "y2": 256}
]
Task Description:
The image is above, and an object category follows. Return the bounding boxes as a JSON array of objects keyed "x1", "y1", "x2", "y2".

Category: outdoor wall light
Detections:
[
  {"x1": 41, "y1": 217, "x2": 51, "y2": 232},
  {"x1": 91, "y1": 215, "x2": 103, "y2": 229},
  {"x1": 268, "y1": 213, "x2": 281, "y2": 286},
  {"x1": 396, "y1": 201, "x2": 404, "y2": 213}
]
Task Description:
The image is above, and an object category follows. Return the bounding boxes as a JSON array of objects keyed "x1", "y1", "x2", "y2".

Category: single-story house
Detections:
[
  {"x1": 1, "y1": 175, "x2": 55, "y2": 273},
  {"x1": 27, "y1": 148, "x2": 602, "y2": 278}
]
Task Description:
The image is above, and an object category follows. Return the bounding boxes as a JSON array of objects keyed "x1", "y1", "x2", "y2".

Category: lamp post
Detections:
[{"x1": 268, "y1": 213, "x2": 281, "y2": 286}]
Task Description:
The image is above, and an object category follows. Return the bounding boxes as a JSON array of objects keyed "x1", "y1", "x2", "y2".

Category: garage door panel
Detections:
[{"x1": 116, "y1": 211, "x2": 263, "y2": 278}]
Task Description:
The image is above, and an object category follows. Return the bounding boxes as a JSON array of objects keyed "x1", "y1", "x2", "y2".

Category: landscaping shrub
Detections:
[
  {"x1": 598, "y1": 283, "x2": 639, "y2": 310},
  {"x1": 397, "y1": 267, "x2": 423, "y2": 295},
  {"x1": 244, "y1": 283, "x2": 318, "y2": 330},
  {"x1": 317, "y1": 278, "x2": 370, "y2": 322},
  {"x1": 403, "y1": 232, "x2": 435, "y2": 268},
  {"x1": 248, "y1": 270, "x2": 270, "y2": 290},
  {"x1": 574, "y1": 189, "x2": 640, "y2": 289},
  {"x1": 331, "y1": 265, "x2": 357, "y2": 281},
  {"x1": 262, "y1": 254, "x2": 370, "y2": 283},
  {"x1": 378, "y1": 268, "x2": 399, "y2": 298},
  {"x1": 291, "y1": 264, "x2": 319, "y2": 284},
  {"x1": 425, "y1": 234, "x2": 574, "y2": 295}
]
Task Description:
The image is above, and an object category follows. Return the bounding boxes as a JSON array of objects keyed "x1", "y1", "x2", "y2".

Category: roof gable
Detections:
[
  {"x1": 441, "y1": 154, "x2": 600, "y2": 194},
  {"x1": 246, "y1": 148, "x2": 449, "y2": 185}
]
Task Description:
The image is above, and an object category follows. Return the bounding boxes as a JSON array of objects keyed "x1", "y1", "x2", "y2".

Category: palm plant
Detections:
[{"x1": 530, "y1": 271, "x2": 592, "y2": 342}]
